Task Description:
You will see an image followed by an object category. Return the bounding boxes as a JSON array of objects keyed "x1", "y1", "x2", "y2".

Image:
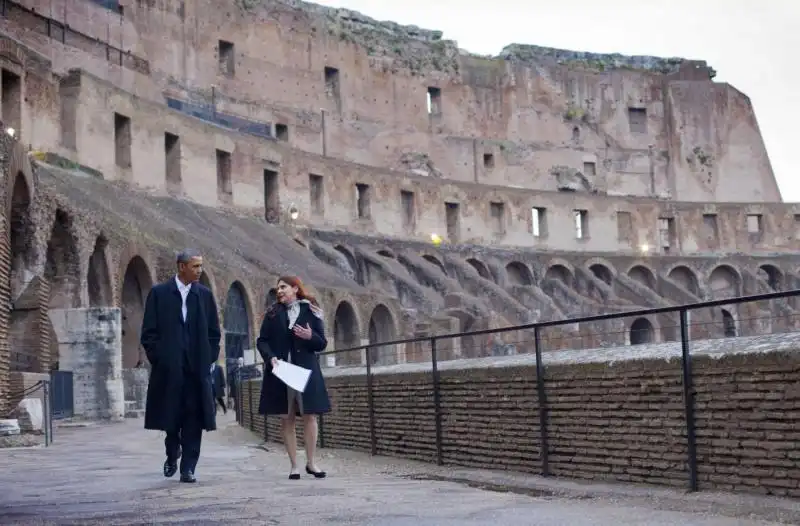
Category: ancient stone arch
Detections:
[
  {"x1": 465, "y1": 257, "x2": 491, "y2": 280},
  {"x1": 367, "y1": 303, "x2": 397, "y2": 365},
  {"x1": 505, "y1": 261, "x2": 533, "y2": 286},
  {"x1": 721, "y1": 308, "x2": 737, "y2": 337},
  {"x1": 44, "y1": 209, "x2": 81, "y2": 309},
  {"x1": 333, "y1": 244, "x2": 361, "y2": 285},
  {"x1": 376, "y1": 248, "x2": 395, "y2": 258},
  {"x1": 666, "y1": 264, "x2": 700, "y2": 296},
  {"x1": 87, "y1": 234, "x2": 113, "y2": 307},
  {"x1": 333, "y1": 299, "x2": 361, "y2": 365},
  {"x1": 708, "y1": 264, "x2": 741, "y2": 299},
  {"x1": 544, "y1": 262, "x2": 574, "y2": 286},
  {"x1": 757, "y1": 263, "x2": 783, "y2": 291},
  {"x1": 198, "y1": 267, "x2": 216, "y2": 297},
  {"x1": 223, "y1": 281, "x2": 253, "y2": 365},
  {"x1": 586, "y1": 259, "x2": 615, "y2": 285},
  {"x1": 421, "y1": 254, "x2": 446, "y2": 275},
  {"x1": 8, "y1": 169, "x2": 35, "y2": 299},
  {"x1": 4, "y1": 139, "x2": 35, "y2": 221},
  {"x1": 629, "y1": 317, "x2": 655, "y2": 345},
  {"x1": 120, "y1": 256, "x2": 154, "y2": 368},
  {"x1": 265, "y1": 287, "x2": 277, "y2": 307},
  {"x1": 627, "y1": 264, "x2": 657, "y2": 290}
]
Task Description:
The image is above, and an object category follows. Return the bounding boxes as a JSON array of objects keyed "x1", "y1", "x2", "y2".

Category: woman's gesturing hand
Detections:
[{"x1": 292, "y1": 323, "x2": 313, "y2": 340}]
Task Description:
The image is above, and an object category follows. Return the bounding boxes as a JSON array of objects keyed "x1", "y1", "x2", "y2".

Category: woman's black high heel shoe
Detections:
[
  {"x1": 289, "y1": 468, "x2": 300, "y2": 480},
  {"x1": 306, "y1": 465, "x2": 327, "y2": 479}
]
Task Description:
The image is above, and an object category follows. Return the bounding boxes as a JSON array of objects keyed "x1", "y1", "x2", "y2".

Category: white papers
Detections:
[{"x1": 272, "y1": 360, "x2": 312, "y2": 393}]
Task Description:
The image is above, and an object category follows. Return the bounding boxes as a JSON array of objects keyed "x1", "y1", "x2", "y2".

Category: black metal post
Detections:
[
  {"x1": 679, "y1": 308, "x2": 698, "y2": 492},
  {"x1": 366, "y1": 346, "x2": 376, "y2": 456},
  {"x1": 534, "y1": 326, "x2": 548, "y2": 476},
  {"x1": 431, "y1": 338, "x2": 443, "y2": 466},
  {"x1": 236, "y1": 368, "x2": 243, "y2": 426},
  {"x1": 247, "y1": 372, "x2": 254, "y2": 431},
  {"x1": 43, "y1": 381, "x2": 50, "y2": 447}
]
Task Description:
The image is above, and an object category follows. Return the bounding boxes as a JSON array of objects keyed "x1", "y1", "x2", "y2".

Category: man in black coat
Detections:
[
  {"x1": 211, "y1": 360, "x2": 227, "y2": 414},
  {"x1": 140, "y1": 249, "x2": 221, "y2": 483}
]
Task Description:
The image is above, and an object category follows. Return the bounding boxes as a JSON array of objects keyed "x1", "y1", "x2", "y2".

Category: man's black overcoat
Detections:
[
  {"x1": 211, "y1": 364, "x2": 226, "y2": 399},
  {"x1": 140, "y1": 279, "x2": 221, "y2": 432},
  {"x1": 256, "y1": 302, "x2": 331, "y2": 415}
]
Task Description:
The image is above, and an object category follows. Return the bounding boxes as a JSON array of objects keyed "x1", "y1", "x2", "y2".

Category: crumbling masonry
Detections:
[{"x1": 0, "y1": 0, "x2": 796, "y2": 429}]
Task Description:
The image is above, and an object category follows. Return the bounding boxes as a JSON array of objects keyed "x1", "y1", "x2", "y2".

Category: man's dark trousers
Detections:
[{"x1": 164, "y1": 316, "x2": 203, "y2": 475}]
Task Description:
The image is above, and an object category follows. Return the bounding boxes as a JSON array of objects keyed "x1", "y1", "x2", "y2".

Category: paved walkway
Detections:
[{"x1": 0, "y1": 415, "x2": 798, "y2": 525}]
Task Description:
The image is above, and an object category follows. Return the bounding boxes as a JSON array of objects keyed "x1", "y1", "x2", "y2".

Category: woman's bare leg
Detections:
[
  {"x1": 302, "y1": 414, "x2": 319, "y2": 470},
  {"x1": 282, "y1": 411, "x2": 298, "y2": 472}
]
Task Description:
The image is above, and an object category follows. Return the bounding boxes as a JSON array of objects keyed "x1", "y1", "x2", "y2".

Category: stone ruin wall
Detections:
[
  {"x1": 0, "y1": 0, "x2": 797, "y2": 418},
  {"x1": 0, "y1": 0, "x2": 783, "y2": 204}
]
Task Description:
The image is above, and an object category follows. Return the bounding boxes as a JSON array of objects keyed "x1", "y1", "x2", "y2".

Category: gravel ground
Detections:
[{"x1": 0, "y1": 415, "x2": 796, "y2": 525}]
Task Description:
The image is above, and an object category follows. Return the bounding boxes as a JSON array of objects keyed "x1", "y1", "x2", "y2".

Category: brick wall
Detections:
[
  {"x1": 0, "y1": 214, "x2": 11, "y2": 415},
  {"x1": 240, "y1": 334, "x2": 800, "y2": 498}
]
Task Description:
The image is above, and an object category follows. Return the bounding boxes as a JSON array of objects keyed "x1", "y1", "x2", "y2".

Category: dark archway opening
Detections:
[
  {"x1": 628, "y1": 265, "x2": 656, "y2": 290},
  {"x1": 367, "y1": 304, "x2": 396, "y2": 365},
  {"x1": 466, "y1": 258, "x2": 491, "y2": 280},
  {"x1": 334, "y1": 301, "x2": 359, "y2": 366},
  {"x1": 87, "y1": 235, "x2": 112, "y2": 307},
  {"x1": 630, "y1": 317, "x2": 654, "y2": 345},
  {"x1": 721, "y1": 309, "x2": 737, "y2": 337},
  {"x1": 9, "y1": 170, "x2": 34, "y2": 300},
  {"x1": 121, "y1": 256, "x2": 153, "y2": 368},
  {"x1": 506, "y1": 261, "x2": 533, "y2": 286},
  {"x1": 422, "y1": 254, "x2": 446, "y2": 275},
  {"x1": 668, "y1": 266, "x2": 700, "y2": 296},
  {"x1": 44, "y1": 209, "x2": 81, "y2": 309},
  {"x1": 224, "y1": 282, "x2": 251, "y2": 364},
  {"x1": 589, "y1": 264, "x2": 613, "y2": 285}
]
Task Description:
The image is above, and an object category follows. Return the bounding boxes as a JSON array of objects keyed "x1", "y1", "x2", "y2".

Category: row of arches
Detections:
[{"x1": 330, "y1": 242, "x2": 796, "y2": 305}]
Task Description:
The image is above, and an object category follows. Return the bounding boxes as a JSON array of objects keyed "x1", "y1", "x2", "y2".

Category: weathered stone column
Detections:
[{"x1": 48, "y1": 307, "x2": 124, "y2": 420}]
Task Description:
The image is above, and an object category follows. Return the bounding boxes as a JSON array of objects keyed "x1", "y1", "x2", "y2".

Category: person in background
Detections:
[
  {"x1": 211, "y1": 360, "x2": 227, "y2": 414},
  {"x1": 256, "y1": 276, "x2": 331, "y2": 480},
  {"x1": 140, "y1": 248, "x2": 221, "y2": 484}
]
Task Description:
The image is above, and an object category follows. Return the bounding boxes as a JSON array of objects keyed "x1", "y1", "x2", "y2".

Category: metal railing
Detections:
[
  {"x1": 239, "y1": 289, "x2": 800, "y2": 492},
  {"x1": 7, "y1": 379, "x2": 54, "y2": 447}
]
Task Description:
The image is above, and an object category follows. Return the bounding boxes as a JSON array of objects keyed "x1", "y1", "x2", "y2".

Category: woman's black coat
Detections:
[
  {"x1": 256, "y1": 302, "x2": 331, "y2": 415},
  {"x1": 140, "y1": 279, "x2": 221, "y2": 432}
]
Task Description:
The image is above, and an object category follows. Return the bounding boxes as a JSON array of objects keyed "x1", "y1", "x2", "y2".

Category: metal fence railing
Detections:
[
  {"x1": 7, "y1": 379, "x2": 54, "y2": 447},
  {"x1": 238, "y1": 289, "x2": 800, "y2": 493}
]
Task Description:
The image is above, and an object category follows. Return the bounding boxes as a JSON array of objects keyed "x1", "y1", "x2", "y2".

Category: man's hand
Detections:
[
  {"x1": 271, "y1": 357, "x2": 279, "y2": 369},
  {"x1": 293, "y1": 323, "x2": 313, "y2": 340}
]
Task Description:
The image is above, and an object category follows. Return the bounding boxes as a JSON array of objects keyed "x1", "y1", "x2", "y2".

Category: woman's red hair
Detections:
[{"x1": 277, "y1": 276, "x2": 318, "y2": 307}]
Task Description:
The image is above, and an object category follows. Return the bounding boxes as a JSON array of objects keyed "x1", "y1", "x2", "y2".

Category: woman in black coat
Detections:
[{"x1": 256, "y1": 276, "x2": 331, "y2": 480}]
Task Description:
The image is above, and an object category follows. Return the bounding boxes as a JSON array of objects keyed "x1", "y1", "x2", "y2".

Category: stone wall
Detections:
[
  {"x1": 240, "y1": 332, "x2": 800, "y2": 497},
  {"x1": 44, "y1": 69, "x2": 800, "y2": 254},
  {"x1": 0, "y1": 0, "x2": 783, "y2": 204}
]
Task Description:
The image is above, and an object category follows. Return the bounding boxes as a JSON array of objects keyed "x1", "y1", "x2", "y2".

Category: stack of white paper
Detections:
[{"x1": 272, "y1": 361, "x2": 312, "y2": 392}]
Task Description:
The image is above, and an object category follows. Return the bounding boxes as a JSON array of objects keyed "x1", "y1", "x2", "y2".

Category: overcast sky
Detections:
[{"x1": 312, "y1": 0, "x2": 799, "y2": 203}]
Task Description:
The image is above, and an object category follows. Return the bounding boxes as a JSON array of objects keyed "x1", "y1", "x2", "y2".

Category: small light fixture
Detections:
[
  {"x1": 430, "y1": 233, "x2": 442, "y2": 246},
  {"x1": 639, "y1": 243, "x2": 650, "y2": 253},
  {"x1": 288, "y1": 204, "x2": 299, "y2": 221},
  {"x1": 6, "y1": 127, "x2": 15, "y2": 137}
]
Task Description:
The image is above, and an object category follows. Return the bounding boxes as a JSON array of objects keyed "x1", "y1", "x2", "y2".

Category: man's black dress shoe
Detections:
[
  {"x1": 306, "y1": 465, "x2": 327, "y2": 479},
  {"x1": 180, "y1": 472, "x2": 196, "y2": 483},
  {"x1": 163, "y1": 460, "x2": 178, "y2": 478}
]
